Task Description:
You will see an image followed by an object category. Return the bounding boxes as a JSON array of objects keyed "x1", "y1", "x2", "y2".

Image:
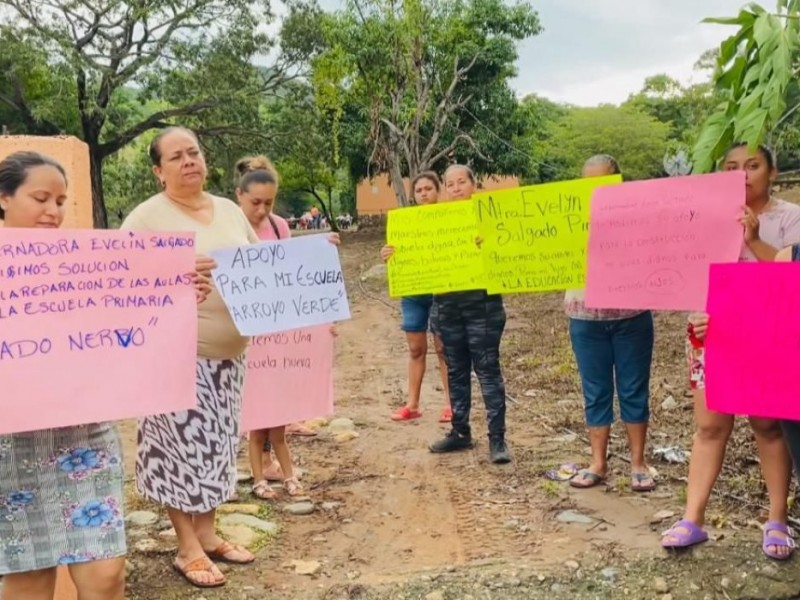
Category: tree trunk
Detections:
[
  {"x1": 309, "y1": 189, "x2": 340, "y2": 233},
  {"x1": 89, "y1": 150, "x2": 109, "y2": 229},
  {"x1": 388, "y1": 160, "x2": 408, "y2": 206}
]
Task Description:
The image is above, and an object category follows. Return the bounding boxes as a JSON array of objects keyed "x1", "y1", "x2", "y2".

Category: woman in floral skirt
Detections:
[{"x1": 0, "y1": 152, "x2": 127, "y2": 600}]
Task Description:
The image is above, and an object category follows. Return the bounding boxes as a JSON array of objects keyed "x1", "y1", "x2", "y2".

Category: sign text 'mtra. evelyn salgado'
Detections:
[
  {"x1": 386, "y1": 200, "x2": 484, "y2": 297},
  {"x1": 473, "y1": 175, "x2": 622, "y2": 294},
  {"x1": 0, "y1": 228, "x2": 198, "y2": 434},
  {"x1": 242, "y1": 325, "x2": 334, "y2": 431},
  {"x1": 211, "y1": 234, "x2": 351, "y2": 335},
  {"x1": 584, "y1": 171, "x2": 745, "y2": 311},
  {"x1": 705, "y1": 263, "x2": 800, "y2": 420}
]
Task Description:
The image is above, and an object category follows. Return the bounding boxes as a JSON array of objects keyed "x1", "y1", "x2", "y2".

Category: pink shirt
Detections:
[
  {"x1": 256, "y1": 214, "x2": 291, "y2": 241},
  {"x1": 739, "y1": 198, "x2": 800, "y2": 260}
]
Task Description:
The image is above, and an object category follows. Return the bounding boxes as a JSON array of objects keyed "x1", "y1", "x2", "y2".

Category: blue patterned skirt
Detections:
[{"x1": 0, "y1": 423, "x2": 127, "y2": 574}]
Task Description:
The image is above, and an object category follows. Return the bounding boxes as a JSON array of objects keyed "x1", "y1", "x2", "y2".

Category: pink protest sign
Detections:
[
  {"x1": 0, "y1": 228, "x2": 198, "y2": 434},
  {"x1": 242, "y1": 325, "x2": 334, "y2": 431},
  {"x1": 705, "y1": 263, "x2": 800, "y2": 419},
  {"x1": 585, "y1": 172, "x2": 745, "y2": 311}
]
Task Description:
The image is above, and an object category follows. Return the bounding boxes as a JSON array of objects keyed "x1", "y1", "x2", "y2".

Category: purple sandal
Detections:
[
  {"x1": 762, "y1": 521, "x2": 795, "y2": 561},
  {"x1": 661, "y1": 519, "x2": 708, "y2": 549}
]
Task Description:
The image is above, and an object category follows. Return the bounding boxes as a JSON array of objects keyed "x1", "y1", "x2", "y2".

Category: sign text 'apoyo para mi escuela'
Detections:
[
  {"x1": 473, "y1": 175, "x2": 622, "y2": 294},
  {"x1": 0, "y1": 228, "x2": 198, "y2": 434},
  {"x1": 386, "y1": 200, "x2": 484, "y2": 297},
  {"x1": 584, "y1": 171, "x2": 745, "y2": 311},
  {"x1": 211, "y1": 234, "x2": 350, "y2": 335},
  {"x1": 242, "y1": 325, "x2": 334, "y2": 431}
]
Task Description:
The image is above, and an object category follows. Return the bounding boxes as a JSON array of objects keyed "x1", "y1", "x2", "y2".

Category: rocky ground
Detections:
[{"x1": 30, "y1": 226, "x2": 800, "y2": 599}]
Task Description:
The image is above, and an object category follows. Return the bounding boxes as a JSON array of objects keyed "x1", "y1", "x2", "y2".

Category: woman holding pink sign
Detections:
[
  {"x1": 122, "y1": 127, "x2": 263, "y2": 588},
  {"x1": 565, "y1": 155, "x2": 656, "y2": 493},
  {"x1": 662, "y1": 143, "x2": 800, "y2": 559},
  {"x1": 0, "y1": 152, "x2": 209, "y2": 600}
]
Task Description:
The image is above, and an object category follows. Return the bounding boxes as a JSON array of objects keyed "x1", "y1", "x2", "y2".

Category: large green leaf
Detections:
[
  {"x1": 704, "y1": 9, "x2": 757, "y2": 26},
  {"x1": 734, "y1": 107, "x2": 769, "y2": 144},
  {"x1": 692, "y1": 108, "x2": 734, "y2": 172}
]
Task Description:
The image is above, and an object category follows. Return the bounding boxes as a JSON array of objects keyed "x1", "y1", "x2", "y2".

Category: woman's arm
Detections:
[
  {"x1": 688, "y1": 312, "x2": 709, "y2": 341},
  {"x1": 380, "y1": 245, "x2": 395, "y2": 261},
  {"x1": 741, "y1": 206, "x2": 779, "y2": 261},
  {"x1": 776, "y1": 246, "x2": 793, "y2": 262}
]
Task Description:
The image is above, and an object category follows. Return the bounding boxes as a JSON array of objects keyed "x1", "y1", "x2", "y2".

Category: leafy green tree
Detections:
[
  {"x1": 693, "y1": 1, "x2": 800, "y2": 172},
  {"x1": 516, "y1": 94, "x2": 568, "y2": 183},
  {"x1": 625, "y1": 75, "x2": 718, "y2": 146},
  {"x1": 0, "y1": 0, "x2": 308, "y2": 227},
  {"x1": 310, "y1": 0, "x2": 541, "y2": 206},
  {"x1": 542, "y1": 105, "x2": 671, "y2": 181}
]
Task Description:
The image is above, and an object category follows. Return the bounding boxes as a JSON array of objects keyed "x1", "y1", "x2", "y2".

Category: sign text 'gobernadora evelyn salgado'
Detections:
[{"x1": 0, "y1": 229, "x2": 198, "y2": 434}]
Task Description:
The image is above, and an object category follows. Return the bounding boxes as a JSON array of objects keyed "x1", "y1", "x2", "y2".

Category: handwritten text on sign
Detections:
[
  {"x1": 584, "y1": 171, "x2": 745, "y2": 311},
  {"x1": 242, "y1": 325, "x2": 334, "y2": 431},
  {"x1": 473, "y1": 176, "x2": 621, "y2": 294},
  {"x1": 386, "y1": 200, "x2": 484, "y2": 297},
  {"x1": 0, "y1": 229, "x2": 197, "y2": 434},
  {"x1": 211, "y1": 234, "x2": 350, "y2": 335},
  {"x1": 705, "y1": 263, "x2": 800, "y2": 419}
]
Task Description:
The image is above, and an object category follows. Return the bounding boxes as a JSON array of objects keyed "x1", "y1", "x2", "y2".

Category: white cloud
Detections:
[
  {"x1": 271, "y1": 0, "x2": 751, "y2": 106},
  {"x1": 513, "y1": 0, "x2": 749, "y2": 105}
]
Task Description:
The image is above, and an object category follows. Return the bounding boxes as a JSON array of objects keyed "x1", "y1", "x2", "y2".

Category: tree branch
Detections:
[
  {"x1": 0, "y1": 86, "x2": 61, "y2": 135},
  {"x1": 421, "y1": 53, "x2": 480, "y2": 166},
  {"x1": 427, "y1": 132, "x2": 488, "y2": 167},
  {"x1": 97, "y1": 99, "x2": 219, "y2": 157}
]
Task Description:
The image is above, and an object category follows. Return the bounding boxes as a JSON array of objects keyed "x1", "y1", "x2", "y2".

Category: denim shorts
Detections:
[
  {"x1": 401, "y1": 295, "x2": 434, "y2": 333},
  {"x1": 568, "y1": 311, "x2": 654, "y2": 427}
]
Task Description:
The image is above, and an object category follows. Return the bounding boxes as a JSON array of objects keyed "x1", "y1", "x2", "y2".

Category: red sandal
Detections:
[{"x1": 391, "y1": 406, "x2": 422, "y2": 421}]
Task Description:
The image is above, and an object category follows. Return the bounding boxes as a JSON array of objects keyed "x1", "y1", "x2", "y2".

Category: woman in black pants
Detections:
[{"x1": 429, "y1": 164, "x2": 511, "y2": 464}]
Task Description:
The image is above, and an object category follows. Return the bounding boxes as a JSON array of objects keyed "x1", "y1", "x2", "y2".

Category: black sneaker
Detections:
[
  {"x1": 489, "y1": 436, "x2": 511, "y2": 464},
  {"x1": 429, "y1": 429, "x2": 474, "y2": 453}
]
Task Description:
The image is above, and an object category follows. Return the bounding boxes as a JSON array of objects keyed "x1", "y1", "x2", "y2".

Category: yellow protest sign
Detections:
[
  {"x1": 386, "y1": 200, "x2": 484, "y2": 297},
  {"x1": 473, "y1": 175, "x2": 622, "y2": 294}
]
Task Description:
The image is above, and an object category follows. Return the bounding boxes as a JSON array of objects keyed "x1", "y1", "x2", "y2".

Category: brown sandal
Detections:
[
  {"x1": 252, "y1": 479, "x2": 278, "y2": 500},
  {"x1": 173, "y1": 557, "x2": 226, "y2": 588},
  {"x1": 205, "y1": 541, "x2": 255, "y2": 564}
]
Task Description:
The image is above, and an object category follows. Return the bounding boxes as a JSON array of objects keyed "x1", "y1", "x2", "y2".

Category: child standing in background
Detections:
[{"x1": 235, "y1": 155, "x2": 304, "y2": 498}]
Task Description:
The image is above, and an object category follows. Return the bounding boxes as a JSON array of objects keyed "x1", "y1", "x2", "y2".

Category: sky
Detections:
[
  {"x1": 515, "y1": 0, "x2": 749, "y2": 106},
  {"x1": 314, "y1": 0, "x2": 752, "y2": 107}
]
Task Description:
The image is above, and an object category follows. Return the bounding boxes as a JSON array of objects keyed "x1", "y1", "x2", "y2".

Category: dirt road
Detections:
[{"x1": 124, "y1": 229, "x2": 800, "y2": 600}]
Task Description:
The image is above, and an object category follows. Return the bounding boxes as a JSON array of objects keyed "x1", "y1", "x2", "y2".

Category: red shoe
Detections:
[
  {"x1": 439, "y1": 407, "x2": 453, "y2": 423},
  {"x1": 391, "y1": 406, "x2": 422, "y2": 421}
]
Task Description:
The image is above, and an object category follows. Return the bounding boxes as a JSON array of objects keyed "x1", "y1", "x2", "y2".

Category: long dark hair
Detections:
[{"x1": 0, "y1": 151, "x2": 67, "y2": 218}]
